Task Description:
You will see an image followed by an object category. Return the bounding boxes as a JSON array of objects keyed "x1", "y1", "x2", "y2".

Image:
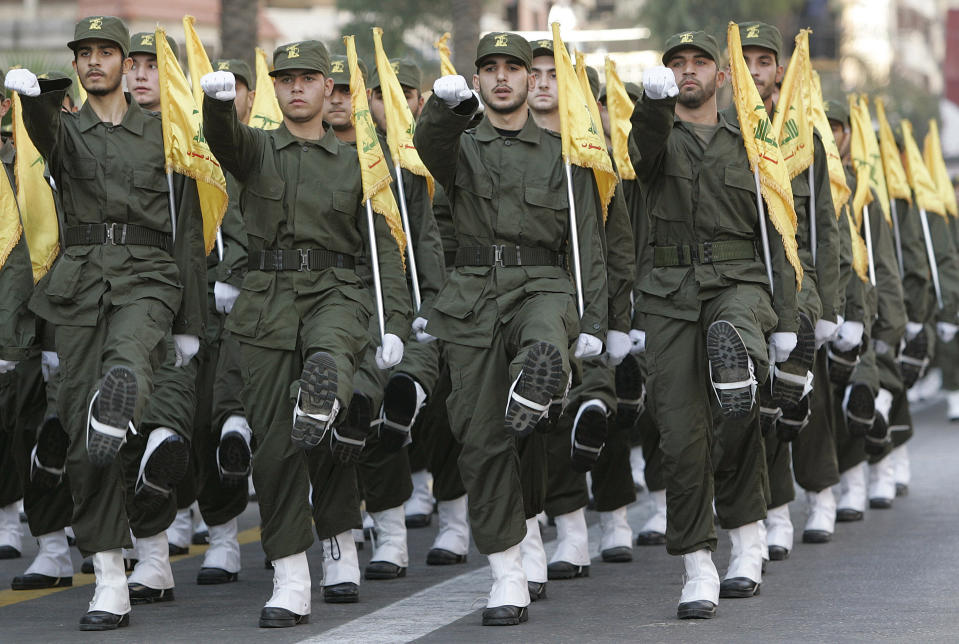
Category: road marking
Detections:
[{"x1": 0, "y1": 526, "x2": 261, "y2": 608}]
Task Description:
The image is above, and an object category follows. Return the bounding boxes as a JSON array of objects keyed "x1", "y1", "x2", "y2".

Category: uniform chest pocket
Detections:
[
  {"x1": 133, "y1": 168, "x2": 170, "y2": 216},
  {"x1": 652, "y1": 155, "x2": 693, "y2": 222},
  {"x1": 453, "y1": 171, "x2": 493, "y2": 200},
  {"x1": 61, "y1": 155, "x2": 97, "y2": 215},
  {"x1": 721, "y1": 165, "x2": 759, "y2": 235},
  {"x1": 332, "y1": 190, "x2": 359, "y2": 214},
  {"x1": 242, "y1": 176, "x2": 285, "y2": 242}
]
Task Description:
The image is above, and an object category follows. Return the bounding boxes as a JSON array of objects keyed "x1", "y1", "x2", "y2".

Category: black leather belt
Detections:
[
  {"x1": 248, "y1": 248, "x2": 356, "y2": 271},
  {"x1": 454, "y1": 245, "x2": 567, "y2": 268},
  {"x1": 653, "y1": 240, "x2": 756, "y2": 267},
  {"x1": 64, "y1": 223, "x2": 173, "y2": 254}
]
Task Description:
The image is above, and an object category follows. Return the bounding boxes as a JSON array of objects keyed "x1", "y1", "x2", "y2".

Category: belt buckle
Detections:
[
  {"x1": 104, "y1": 223, "x2": 124, "y2": 245},
  {"x1": 299, "y1": 249, "x2": 310, "y2": 272},
  {"x1": 702, "y1": 241, "x2": 713, "y2": 264},
  {"x1": 492, "y1": 244, "x2": 505, "y2": 267}
]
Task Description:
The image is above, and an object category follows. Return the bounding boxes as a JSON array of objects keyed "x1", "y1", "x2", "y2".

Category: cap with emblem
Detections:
[
  {"x1": 328, "y1": 54, "x2": 351, "y2": 86},
  {"x1": 661, "y1": 30, "x2": 720, "y2": 66},
  {"x1": 530, "y1": 38, "x2": 554, "y2": 58},
  {"x1": 824, "y1": 99, "x2": 849, "y2": 127},
  {"x1": 474, "y1": 32, "x2": 532, "y2": 70},
  {"x1": 598, "y1": 81, "x2": 642, "y2": 103},
  {"x1": 270, "y1": 40, "x2": 331, "y2": 77},
  {"x1": 129, "y1": 32, "x2": 179, "y2": 60},
  {"x1": 369, "y1": 58, "x2": 420, "y2": 91},
  {"x1": 68, "y1": 16, "x2": 130, "y2": 58},
  {"x1": 738, "y1": 21, "x2": 782, "y2": 59},
  {"x1": 214, "y1": 59, "x2": 253, "y2": 89}
]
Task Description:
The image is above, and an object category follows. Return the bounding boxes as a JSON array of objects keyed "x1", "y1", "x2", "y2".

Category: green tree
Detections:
[
  {"x1": 335, "y1": 0, "x2": 451, "y2": 66},
  {"x1": 220, "y1": 0, "x2": 259, "y2": 64},
  {"x1": 638, "y1": 0, "x2": 806, "y2": 47}
]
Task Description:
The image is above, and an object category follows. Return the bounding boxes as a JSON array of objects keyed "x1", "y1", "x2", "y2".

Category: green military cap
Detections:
[
  {"x1": 68, "y1": 16, "x2": 130, "y2": 57},
  {"x1": 270, "y1": 40, "x2": 330, "y2": 77},
  {"x1": 369, "y1": 58, "x2": 420, "y2": 91},
  {"x1": 662, "y1": 30, "x2": 721, "y2": 65},
  {"x1": 738, "y1": 21, "x2": 782, "y2": 59},
  {"x1": 129, "y1": 32, "x2": 179, "y2": 60},
  {"x1": 824, "y1": 99, "x2": 849, "y2": 126},
  {"x1": 529, "y1": 38, "x2": 554, "y2": 58},
  {"x1": 598, "y1": 81, "x2": 642, "y2": 103},
  {"x1": 328, "y1": 54, "x2": 367, "y2": 86},
  {"x1": 584, "y1": 66, "x2": 600, "y2": 100},
  {"x1": 214, "y1": 59, "x2": 254, "y2": 89},
  {"x1": 474, "y1": 32, "x2": 532, "y2": 70}
]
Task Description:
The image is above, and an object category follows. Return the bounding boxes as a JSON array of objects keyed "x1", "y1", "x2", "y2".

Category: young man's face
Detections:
[
  {"x1": 326, "y1": 85, "x2": 353, "y2": 132},
  {"x1": 741, "y1": 46, "x2": 782, "y2": 103},
  {"x1": 127, "y1": 53, "x2": 160, "y2": 110},
  {"x1": 368, "y1": 85, "x2": 422, "y2": 131},
  {"x1": 234, "y1": 80, "x2": 254, "y2": 124},
  {"x1": 273, "y1": 69, "x2": 333, "y2": 123},
  {"x1": 528, "y1": 55, "x2": 557, "y2": 113},
  {"x1": 831, "y1": 120, "x2": 850, "y2": 157},
  {"x1": 473, "y1": 55, "x2": 533, "y2": 115},
  {"x1": 73, "y1": 39, "x2": 130, "y2": 97},
  {"x1": 0, "y1": 96, "x2": 10, "y2": 120},
  {"x1": 667, "y1": 49, "x2": 723, "y2": 109}
]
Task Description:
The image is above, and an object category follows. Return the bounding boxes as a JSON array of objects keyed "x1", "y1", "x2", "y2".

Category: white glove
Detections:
[
  {"x1": 173, "y1": 334, "x2": 200, "y2": 368},
  {"x1": 4, "y1": 68, "x2": 40, "y2": 97},
  {"x1": 0, "y1": 359, "x2": 18, "y2": 374},
  {"x1": 642, "y1": 66, "x2": 679, "y2": 100},
  {"x1": 411, "y1": 316, "x2": 436, "y2": 343},
  {"x1": 604, "y1": 330, "x2": 632, "y2": 367},
  {"x1": 904, "y1": 321, "x2": 924, "y2": 342},
  {"x1": 833, "y1": 320, "x2": 864, "y2": 352},
  {"x1": 768, "y1": 331, "x2": 798, "y2": 364},
  {"x1": 937, "y1": 321, "x2": 959, "y2": 343},
  {"x1": 433, "y1": 75, "x2": 473, "y2": 108},
  {"x1": 814, "y1": 318, "x2": 839, "y2": 349},
  {"x1": 628, "y1": 329, "x2": 646, "y2": 354},
  {"x1": 574, "y1": 333, "x2": 603, "y2": 359},
  {"x1": 200, "y1": 71, "x2": 236, "y2": 101},
  {"x1": 40, "y1": 351, "x2": 60, "y2": 382},
  {"x1": 214, "y1": 281, "x2": 241, "y2": 314},
  {"x1": 375, "y1": 333, "x2": 404, "y2": 369},
  {"x1": 873, "y1": 338, "x2": 891, "y2": 355}
]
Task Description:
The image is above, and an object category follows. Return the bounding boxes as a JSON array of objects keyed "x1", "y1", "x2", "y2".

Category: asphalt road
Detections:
[{"x1": 2, "y1": 398, "x2": 958, "y2": 643}]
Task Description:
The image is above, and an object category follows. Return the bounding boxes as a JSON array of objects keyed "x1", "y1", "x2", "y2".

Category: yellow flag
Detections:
[
  {"x1": 183, "y1": 16, "x2": 214, "y2": 110},
  {"x1": 849, "y1": 95, "x2": 890, "y2": 226},
  {"x1": 156, "y1": 26, "x2": 227, "y2": 255},
  {"x1": 372, "y1": 27, "x2": 434, "y2": 199},
  {"x1": 75, "y1": 71, "x2": 87, "y2": 106},
  {"x1": 923, "y1": 119, "x2": 958, "y2": 217},
  {"x1": 435, "y1": 32, "x2": 456, "y2": 77},
  {"x1": 727, "y1": 22, "x2": 802, "y2": 289},
  {"x1": 604, "y1": 56, "x2": 636, "y2": 181},
  {"x1": 771, "y1": 29, "x2": 814, "y2": 179},
  {"x1": 12, "y1": 94, "x2": 59, "y2": 281},
  {"x1": 0, "y1": 162, "x2": 20, "y2": 272},
  {"x1": 552, "y1": 23, "x2": 617, "y2": 220},
  {"x1": 250, "y1": 48, "x2": 283, "y2": 130},
  {"x1": 875, "y1": 98, "x2": 910, "y2": 204},
  {"x1": 809, "y1": 70, "x2": 849, "y2": 218},
  {"x1": 846, "y1": 209, "x2": 870, "y2": 282},
  {"x1": 901, "y1": 119, "x2": 945, "y2": 216},
  {"x1": 344, "y1": 34, "x2": 406, "y2": 268}
]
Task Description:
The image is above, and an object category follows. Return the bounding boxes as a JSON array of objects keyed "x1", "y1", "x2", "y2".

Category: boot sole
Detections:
[
  {"x1": 293, "y1": 352, "x2": 338, "y2": 449},
  {"x1": 505, "y1": 342, "x2": 564, "y2": 437},
  {"x1": 33, "y1": 416, "x2": 69, "y2": 488},
  {"x1": 128, "y1": 585, "x2": 175, "y2": 605},
  {"x1": 217, "y1": 432, "x2": 251, "y2": 485},
  {"x1": 706, "y1": 321, "x2": 753, "y2": 418},
  {"x1": 845, "y1": 383, "x2": 875, "y2": 437},
  {"x1": 381, "y1": 374, "x2": 419, "y2": 452},
  {"x1": 78, "y1": 612, "x2": 130, "y2": 631},
  {"x1": 719, "y1": 582, "x2": 761, "y2": 598},
  {"x1": 364, "y1": 564, "x2": 407, "y2": 580},
  {"x1": 770, "y1": 313, "x2": 815, "y2": 406},
  {"x1": 899, "y1": 331, "x2": 928, "y2": 388},
  {"x1": 677, "y1": 603, "x2": 716, "y2": 619},
  {"x1": 135, "y1": 435, "x2": 190, "y2": 514},
  {"x1": 570, "y1": 406, "x2": 607, "y2": 473},
  {"x1": 259, "y1": 614, "x2": 309, "y2": 628},
  {"x1": 546, "y1": 563, "x2": 589, "y2": 580},
  {"x1": 614, "y1": 353, "x2": 644, "y2": 418},
  {"x1": 89, "y1": 366, "x2": 137, "y2": 466},
  {"x1": 331, "y1": 393, "x2": 372, "y2": 464}
]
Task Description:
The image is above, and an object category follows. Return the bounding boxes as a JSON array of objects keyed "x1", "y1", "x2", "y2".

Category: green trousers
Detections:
[
  {"x1": 417, "y1": 359, "x2": 465, "y2": 502},
  {"x1": 790, "y1": 349, "x2": 840, "y2": 493},
  {"x1": 637, "y1": 408, "x2": 665, "y2": 492},
  {"x1": 590, "y1": 412, "x2": 637, "y2": 512},
  {"x1": 645, "y1": 283, "x2": 776, "y2": 555}
]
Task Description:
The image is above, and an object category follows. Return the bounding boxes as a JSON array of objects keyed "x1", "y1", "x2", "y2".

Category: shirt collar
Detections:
[
  {"x1": 474, "y1": 110, "x2": 543, "y2": 144},
  {"x1": 76, "y1": 93, "x2": 145, "y2": 135},
  {"x1": 271, "y1": 122, "x2": 340, "y2": 155}
]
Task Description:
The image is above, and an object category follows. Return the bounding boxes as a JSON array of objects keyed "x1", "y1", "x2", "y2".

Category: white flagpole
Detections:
[
  {"x1": 166, "y1": 172, "x2": 177, "y2": 243},
  {"x1": 889, "y1": 199, "x2": 904, "y2": 278},
  {"x1": 394, "y1": 163, "x2": 421, "y2": 312},
  {"x1": 808, "y1": 162, "x2": 816, "y2": 264},
  {"x1": 365, "y1": 199, "x2": 387, "y2": 341},
  {"x1": 862, "y1": 206, "x2": 876, "y2": 286},
  {"x1": 753, "y1": 168, "x2": 775, "y2": 295},
  {"x1": 918, "y1": 206, "x2": 943, "y2": 310},
  {"x1": 564, "y1": 161, "x2": 585, "y2": 318}
]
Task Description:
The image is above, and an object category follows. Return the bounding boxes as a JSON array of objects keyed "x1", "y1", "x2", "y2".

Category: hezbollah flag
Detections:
[
  {"x1": 183, "y1": 16, "x2": 214, "y2": 110},
  {"x1": 875, "y1": 98, "x2": 911, "y2": 204},
  {"x1": 727, "y1": 21, "x2": 802, "y2": 288},
  {"x1": 249, "y1": 48, "x2": 283, "y2": 130},
  {"x1": 12, "y1": 93, "x2": 59, "y2": 281},
  {"x1": 372, "y1": 27, "x2": 434, "y2": 198},
  {"x1": 809, "y1": 70, "x2": 850, "y2": 218},
  {"x1": 344, "y1": 34, "x2": 406, "y2": 268},
  {"x1": 846, "y1": 210, "x2": 870, "y2": 282},
  {"x1": 604, "y1": 56, "x2": 636, "y2": 180},
  {"x1": 849, "y1": 95, "x2": 890, "y2": 226},
  {"x1": 156, "y1": 26, "x2": 228, "y2": 255},
  {"x1": 0, "y1": 159, "x2": 20, "y2": 272},
  {"x1": 552, "y1": 23, "x2": 617, "y2": 220},
  {"x1": 901, "y1": 119, "x2": 945, "y2": 216},
  {"x1": 75, "y1": 70, "x2": 87, "y2": 106},
  {"x1": 435, "y1": 32, "x2": 456, "y2": 76},
  {"x1": 923, "y1": 120, "x2": 958, "y2": 217},
  {"x1": 771, "y1": 29, "x2": 814, "y2": 179}
]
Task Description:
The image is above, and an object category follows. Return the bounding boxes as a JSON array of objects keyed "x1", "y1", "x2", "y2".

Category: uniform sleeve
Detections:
[
  {"x1": 572, "y1": 165, "x2": 609, "y2": 339},
  {"x1": 834, "y1": 204, "x2": 853, "y2": 316},
  {"x1": 604, "y1": 182, "x2": 635, "y2": 333},
  {"x1": 18, "y1": 81, "x2": 70, "y2": 163},
  {"x1": 403, "y1": 170, "x2": 446, "y2": 312},
  {"x1": 627, "y1": 180, "x2": 650, "y2": 330},
  {"x1": 171, "y1": 173, "x2": 207, "y2": 336},
  {"x1": 869, "y1": 200, "x2": 906, "y2": 347},
  {"x1": 203, "y1": 96, "x2": 266, "y2": 184},
  {"x1": 811, "y1": 136, "x2": 841, "y2": 322},
  {"x1": 216, "y1": 173, "x2": 248, "y2": 287},
  {"x1": 413, "y1": 94, "x2": 479, "y2": 196},
  {"x1": 896, "y1": 197, "x2": 932, "y2": 323},
  {"x1": 0, "y1": 234, "x2": 39, "y2": 360},
  {"x1": 629, "y1": 93, "x2": 678, "y2": 182},
  {"x1": 930, "y1": 213, "x2": 959, "y2": 322}
]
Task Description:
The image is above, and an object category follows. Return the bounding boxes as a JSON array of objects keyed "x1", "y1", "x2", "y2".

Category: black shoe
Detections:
[
  {"x1": 217, "y1": 432, "x2": 252, "y2": 485},
  {"x1": 0, "y1": 545, "x2": 21, "y2": 559},
  {"x1": 31, "y1": 416, "x2": 68, "y2": 488},
  {"x1": 169, "y1": 543, "x2": 189, "y2": 556},
  {"x1": 323, "y1": 582, "x2": 359, "y2": 603},
  {"x1": 706, "y1": 321, "x2": 754, "y2": 418},
  {"x1": 364, "y1": 561, "x2": 406, "y2": 580},
  {"x1": 128, "y1": 583, "x2": 175, "y2": 604},
  {"x1": 527, "y1": 581, "x2": 547, "y2": 601},
  {"x1": 802, "y1": 529, "x2": 832, "y2": 543},
  {"x1": 719, "y1": 577, "x2": 760, "y2": 598},
  {"x1": 569, "y1": 403, "x2": 608, "y2": 473},
  {"x1": 844, "y1": 383, "x2": 875, "y2": 437},
  {"x1": 677, "y1": 600, "x2": 716, "y2": 619},
  {"x1": 546, "y1": 561, "x2": 589, "y2": 580},
  {"x1": 197, "y1": 567, "x2": 238, "y2": 585},
  {"x1": 79, "y1": 610, "x2": 130, "y2": 631},
  {"x1": 11, "y1": 573, "x2": 72, "y2": 590},
  {"x1": 869, "y1": 497, "x2": 893, "y2": 509},
  {"x1": 768, "y1": 545, "x2": 789, "y2": 561},
  {"x1": 292, "y1": 352, "x2": 338, "y2": 449},
  {"x1": 264, "y1": 556, "x2": 273, "y2": 569},
  {"x1": 777, "y1": 396, "x2": 811, "y2": 442},
  {"x1": 759, "y1": 405, "x2": 782, "y2": 437},
  {"x1": 87, "y1": 365, "x2": 137, "y2": 466},
  {"x1": 827, "y1": 344, "x2": 860, "y2": 386},
  {"x1": 259, "y1": 606, "x2": 309, "y2": 628},
  {"x1": 405, "y1": 513, "x2": 432, "y2": 529},
  {"x1": 601, "y1": 546, "x2": 633, "y2": 563},
  {"x1": 192, "y1": 530, "x2": 210, "y2": 545},
  {"x1": 770, "y1": 313, "x2": 816, "y2": 407},
  {"x1": 615, "y1": 353, "x2": 645, "y2": 428},
  {"x1": 331, "y1": 392, "x2": 372, "y2": 464},
  {"x1": 505, "y1": 342, "x2": 564, "y2": 437},
  {"x1": 426, "y1": 548, "x2": 466, "y2": 565},
  {"x1": 380, "y1": 373, "x2": 424, "y2": 452},
  {"x1": 635, "y1": 530, "x2": 666, "y2": 546},
  {"x1": 899, "y1": 330, "x2": 929, "y2": 389},
  {"x1": 482, "y1": 605, "x2": 528, "y2": 626},
  {"x1": 836, "y1": 508, "x2": 864, "y2": 522},
  {"x1": 895, "y1": 483, "x2": 909, "y2": 497},
  {"x1": 135, "y1": 432, "x2": 190, "y2": 515}
]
